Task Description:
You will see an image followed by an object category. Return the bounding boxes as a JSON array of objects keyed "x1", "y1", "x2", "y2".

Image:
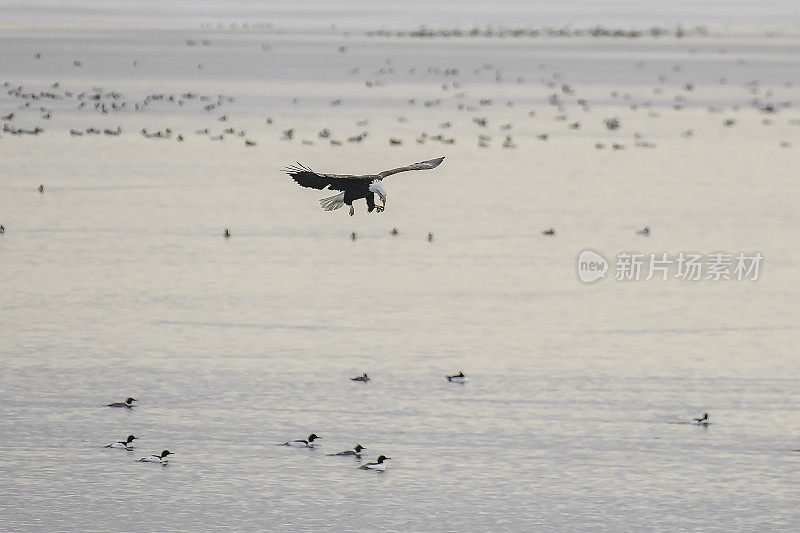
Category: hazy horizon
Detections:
[{"x1": 1, "y1": 0, "x2": 799, "y2": 27}]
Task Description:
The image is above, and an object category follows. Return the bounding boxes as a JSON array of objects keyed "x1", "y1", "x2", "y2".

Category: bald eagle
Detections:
[{"x1": 283, "y1": 156, "x2": 444, "y2": 215}]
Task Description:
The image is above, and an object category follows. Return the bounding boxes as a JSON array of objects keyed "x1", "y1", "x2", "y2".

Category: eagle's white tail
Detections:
[{"x1": 319, "y1": 191, "x2": 345, "y2": 211}]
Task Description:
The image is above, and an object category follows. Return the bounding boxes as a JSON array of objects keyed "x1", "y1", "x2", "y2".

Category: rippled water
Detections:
[{"x1": 1, "y1": 9, "x2": 800, "y2": 531}]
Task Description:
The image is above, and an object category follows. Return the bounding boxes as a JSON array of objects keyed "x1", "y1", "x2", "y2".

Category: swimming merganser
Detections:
[
  {"x1": 106, "y1": 397, "x2": 136, "y2": 408},
  {"x1": 279, "y1": 434, "x2": 321, "y2": 448},
  {"x1": 328, "y1": 444, "x2": 365, "y2": 457},
  {"x1": 692, "y1": 412, "x2": 709, "y2": 424},
  {"x1": 139, "y1": 450, "x2": 172, "y2": 463},
  {"x1": 446, "y1": 371, "x2": 469, "y2": 383},
  {"x1": 351, "y1": 373, "x2": 370, "y2": 382},
  {"x1": 359, "y1": 455, "x2": 391, "y2": 471},
  {"x1": 105, "y1": 434, "x2": 137, "y2": 449}
]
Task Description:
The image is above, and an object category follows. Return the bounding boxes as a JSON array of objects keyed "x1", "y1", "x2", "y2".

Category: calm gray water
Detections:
[{"x1": 1, "y1": 9, "x2": 800, "y2": 531}]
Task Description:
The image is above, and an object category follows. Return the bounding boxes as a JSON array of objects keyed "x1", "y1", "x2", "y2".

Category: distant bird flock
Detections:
[
  {"x1": 0, "y1": 21, "x2": 794, "y2": 154},
  {"x1": 103, "y1": 379, "x2": 713, "y2": 471}
]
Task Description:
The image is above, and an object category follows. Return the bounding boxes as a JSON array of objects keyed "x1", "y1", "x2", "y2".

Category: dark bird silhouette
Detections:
[
  {"x1": 328, "y1": 444, "x2": 365, "y2": 457},
  {"x1": 283, "y1": 157, "x2": 444, "y2": 216},
  {"x1": 278, "y1": 434, "x2": 321, "y2": 448},
  {"x1": 105, "y1": 434, "x2": 138, "y2": 449},
  {"x1": 107, "y1": 397, "x2": 136, "y2": 408}
]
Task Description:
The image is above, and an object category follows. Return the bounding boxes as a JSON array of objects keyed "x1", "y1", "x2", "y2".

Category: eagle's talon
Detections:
[
  {"x1": 375, "y1": 206, "x2": 384, "y2": 213},
  {"x1": 349, "y1": 206, "x2": 355, "y2": 216}
]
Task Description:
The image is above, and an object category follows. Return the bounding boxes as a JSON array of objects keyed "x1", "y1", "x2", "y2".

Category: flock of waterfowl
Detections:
[
  {"x1": 102, "y1": 371, "x2": 720, "y2": 474},
  {"x1": 4, "y1": 185, "x2": 449, "y2": 240},
  {"x1": 4, "y1": 184, "x2": 650, "y2": 240},
  {"x1": 2, "y1": 26, "x2": 790, "y2": 245},
  {"x1": 0, "y1": 23, "x2": 796, "y2": 156},
  {"x1": 275, "y1": 433, "x2": 389, "y2": 471},
  {"x1": 364, "y1": 24, "x2": 710, "y2": 40},
  {"x1": 228, "y1": 225, "x2": 647, "y2": 241},
  {"x1": 103, "y1": 397, "x2": 173, "y2": 464},
  {"x1": 5, "y1": 23, "x2": 790, "y2": 242},
  {"x1": 101, "y1": 369, "x2": 478, "y2": 472},
  {"x1": 8, "y1": 24, "x2": 792, "y2": 248},
  {"x1": 348, "y1": 229, "x2": 434, "y2": 241}
]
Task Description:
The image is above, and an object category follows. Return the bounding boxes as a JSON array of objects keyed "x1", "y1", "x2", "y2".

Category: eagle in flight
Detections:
[{"x1": 283, "y1": 156, "x2": 444, "y2": 215}]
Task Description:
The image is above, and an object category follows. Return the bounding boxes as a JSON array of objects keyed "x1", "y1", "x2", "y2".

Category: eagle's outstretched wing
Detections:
[
  {"x1": 378, "y1": 156, "x2": 445, "y2": 179},
  {"x1": 283, "y1": 163, "x2": 367, "y2": 191}
]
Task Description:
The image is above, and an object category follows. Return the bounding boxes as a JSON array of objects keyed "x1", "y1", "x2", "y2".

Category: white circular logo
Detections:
[{"x1": 577, "y1": 249, "x2": 608, "y2": 283}]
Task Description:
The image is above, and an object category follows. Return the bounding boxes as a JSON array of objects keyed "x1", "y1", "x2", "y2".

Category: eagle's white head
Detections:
[{"x1": 369, "y1": 179, "x2": 387, "y2": 206}]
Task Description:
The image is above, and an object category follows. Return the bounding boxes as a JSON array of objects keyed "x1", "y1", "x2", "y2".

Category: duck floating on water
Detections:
[
  {"x1": 106, "y1": 397, "x2": 136, "y2": 408},
  {"x1": 351, "y1": 373, "x2": 370, "y2": 382},
  {"x1": 279, "y1": 434, "x2": 321, "y2": 448},
  {"x1": 328, "y1": 444, "x2": 366, "y2": 457},
  {"x1": 692, "y1": 412, "x2": 709, "y2": 424},
  {"x1": 359, "y1": 455, "x2": 391, "y2": 471},
  {"x1": 139, "y1": 450, "x2": 172, "y2": 463},
  {"x1": 105, "y1": 435, "x2": 137, "y2": 449},
  {"x1": 446, "y1": 371, "x2": 469, "y2": 383}
]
